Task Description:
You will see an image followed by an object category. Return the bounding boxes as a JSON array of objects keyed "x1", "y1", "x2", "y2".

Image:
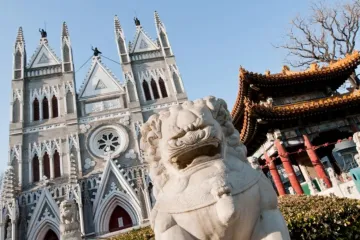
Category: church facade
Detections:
[{"x1": 0, "y1": 12, "x2": 187, "y2": 239}]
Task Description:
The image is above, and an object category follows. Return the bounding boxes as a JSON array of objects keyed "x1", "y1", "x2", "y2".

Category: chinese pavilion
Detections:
[{"x1": 231, "y1": 51, "x2": 360, "y2": 195}]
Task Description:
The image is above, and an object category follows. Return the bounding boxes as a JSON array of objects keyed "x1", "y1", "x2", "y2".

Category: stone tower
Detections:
[{"x1": 1, "y1": 12, "x2": 187, "y2": 240}]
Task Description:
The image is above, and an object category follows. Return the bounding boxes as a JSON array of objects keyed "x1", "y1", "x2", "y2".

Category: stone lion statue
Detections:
[
  {"x1": 60, "y1": 199, "x2": 81, "y2": 240},
  {"x1": 140, "y1": 96, "x2": 290, "y2": 240}
]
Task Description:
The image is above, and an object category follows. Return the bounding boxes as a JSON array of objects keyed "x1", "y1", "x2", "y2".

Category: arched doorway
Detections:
[
  {"x1": 109, "y1": 205, "x2": 133, "y2": 232},
  {"x1": 43, "y1": 229, "x2": 58, "y2": 240}
]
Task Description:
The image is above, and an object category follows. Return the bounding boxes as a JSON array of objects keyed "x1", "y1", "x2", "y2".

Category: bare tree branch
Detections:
[{"x1": 275, "y1": 0, "x2": 360, "y2": 69}]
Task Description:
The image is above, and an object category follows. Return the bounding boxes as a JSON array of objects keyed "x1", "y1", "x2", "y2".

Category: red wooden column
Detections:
[
  {"x1": 264, "y1": 152, "x2": 286, "y2": 196},
  {"x1": 303, "y1": 135, "x2": 332, "y2": 188},
  {"x1": 274, "y1": 139, "x2": 304, "y2": 194}
]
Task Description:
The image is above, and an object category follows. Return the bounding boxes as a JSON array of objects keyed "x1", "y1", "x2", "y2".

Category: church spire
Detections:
[
  {"x1": 61, "y1": 22, "x2": 74, "y2": 72},
  {"x1": 16, "y1": 27, "x2": 25, "y2": 44},
  {"x1": 62, "y1": 21, "x2": 69, "y2": 38},
  {"x1": 154, "y1": 11, "x2": 163, "y2": 29},
  {"x1": 114, "y1": 15, "x2": 130, "y2": 63},
  {"x1": 13, "y1": 27, "x2": 26, "y2": 80},
  {"x1": 154, "y1": 11, "x2": 173, "y2": 57}
]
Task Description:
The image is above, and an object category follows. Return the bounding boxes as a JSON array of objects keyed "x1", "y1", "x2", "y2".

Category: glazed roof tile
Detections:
[{"x1": 240, "y1": 51, "x2": 360, "y2": 85}]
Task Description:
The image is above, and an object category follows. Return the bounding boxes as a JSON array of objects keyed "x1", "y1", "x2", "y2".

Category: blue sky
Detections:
[{"x1": 0, "y1": 0, "x2": 339, "y2": 172}]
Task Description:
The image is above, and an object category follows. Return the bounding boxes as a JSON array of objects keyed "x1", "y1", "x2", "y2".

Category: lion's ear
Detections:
[
  {"x1": 140, "y1": 114, "x2": 162, "y2": 160},
  {"x1": 205, "y1": 97, "x2": 232, "y2": 126}
]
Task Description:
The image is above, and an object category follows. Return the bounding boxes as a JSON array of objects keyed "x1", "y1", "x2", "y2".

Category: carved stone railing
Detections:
[{"x1": 26, "y1": 65, "x2": 62, "y2": 77}]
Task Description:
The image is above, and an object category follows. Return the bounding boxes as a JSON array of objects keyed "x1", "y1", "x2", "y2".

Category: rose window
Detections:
[
  {"x1": 97, "y1": 132, "x2": 120, "y2": 151},
  {"x1": 88, "y1": 125, "x2": 129, "y2": 159}
]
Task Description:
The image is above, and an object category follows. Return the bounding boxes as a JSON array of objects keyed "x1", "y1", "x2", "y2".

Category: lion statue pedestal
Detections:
[
  {"x1": 60, "y1": 199, "x2": 82, "y2": 240},
  {"x1": 140, "y1": 96, "x2": 290, "y2": 240}
]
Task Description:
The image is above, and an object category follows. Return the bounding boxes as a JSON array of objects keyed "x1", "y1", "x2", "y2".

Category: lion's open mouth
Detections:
[{"x1": 170, "y1": 140, "x2": 221, "y2": 170}]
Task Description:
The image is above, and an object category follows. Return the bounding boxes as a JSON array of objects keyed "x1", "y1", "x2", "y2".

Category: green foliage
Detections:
[
  {"x1": 111, "y1": 195, "x2": 360, "y2": 240},
  {"x1": 279, "y1": 195, "x2": 360, "y2": 240},
  {"x1": 109, "y1": 227, "x2": 154, "y2": 240}
]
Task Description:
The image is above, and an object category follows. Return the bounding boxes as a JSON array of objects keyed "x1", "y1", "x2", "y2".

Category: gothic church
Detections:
[{"x1": 1, "y1": 12, "x2": 187, "y2": 239}]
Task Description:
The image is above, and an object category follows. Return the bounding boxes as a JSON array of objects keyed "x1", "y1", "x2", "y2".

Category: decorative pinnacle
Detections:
[
  {"x1": 114, "y1": 15, "x2": 122, "y2": 32},
  {"x1": 62, "y1": 22, "x2": 69, "y2": 37},
  {"x1": 154, "y1": 11, "x2": 162, "y2": 26},
  {"x1": 16, "y1": 27, "x2": 25, "y2": 43}
]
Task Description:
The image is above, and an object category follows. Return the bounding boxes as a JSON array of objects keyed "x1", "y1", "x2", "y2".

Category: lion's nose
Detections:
[{"x1": 176, "y1": 110, "x2": 198, "y2": 129}]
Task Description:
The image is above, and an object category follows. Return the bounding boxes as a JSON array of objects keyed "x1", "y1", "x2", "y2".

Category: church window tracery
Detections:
[
  {"x1": 52, "y1": 95, "x2": 58, "y2": 118},
  {"x1": 159, "y1": 78, "x2": 168, "y2": 98},
  {"x1": 33, "y1": 98, "x2": 40, "y2": 121},
  {"x1": 151, "y1": 79, "x2": 160, "y2": 99},
  {"x1": 42, "y1": 97, "x2": 49, "y2": 119},
  {"x1": 142, "y1": 80, "x2": 152, "y2": 101},
  {"x1": 97, "y1": 132, "x2": 120, "y2": 151},
  {"x1": 89, "y1": 125, "x2": 129, "y2": 158}
]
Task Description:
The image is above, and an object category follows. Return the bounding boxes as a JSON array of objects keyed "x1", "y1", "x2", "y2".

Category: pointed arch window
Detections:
[
  {"x1": 159, "y1": 78, "x2": 168, "y2": 98},
  {"x1": 42, "y1": 97, "x2": 49, "y2": 119},
  {"x1": 44, "y1": 229, "x2": 59, "y2": 240},
  {"x1": 142, "y1": 80, "x2": 152, "y2": 101},
  {"x1": 151, "y1": 79, "x2": 160, "y2": 99},
  {"x1": 54, "y1": 150, "x2": 61, "y2": 178},
  {"x1": 13, "y1": 98, "x2": 20, "y2": 123},
  {"x1": 160, "y1": 31, "x2": 169, "y2": 48},
  {"x1": 66, "y1": 91, "x2": 74, "y2": 114},
  {"x1": 15, "y1": 51, "x2": 22, "y2": 69},
  {"x1": 63, "y1": 45, "x2": 70, "y2": 63},
  {"x1": 173, "y1": 72, "x2": 183, "y2": 94},
  {"x1": 33, "y1": 154, "x2": 40, "y2": 182},
  {"x1": 43, "y1": 152, "x2": 50, "y2": 178},
  {"x1": 4, "y1": 218, "x2": 11, "y2": 239},
  {"x1": 127, "y1": 81, "x2": 136, "y2": 102},
  {"x1": 52, "y1": 95, "x2": 58, "y2": 118},
  {"x1": 33, "y1": 98, "x2": 40, "y2": 121}
]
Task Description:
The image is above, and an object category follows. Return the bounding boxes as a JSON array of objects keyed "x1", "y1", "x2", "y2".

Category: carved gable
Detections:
[
  {"x1": 27, "y1": 189, "x2": 60, "y2": 239},
  {"x1": 92, "y1": 159, "x2": 139, "y2": 213},
  {"x1": 131, "y1": 30, "x2": 158, "y2": 53},
  {"x1": 79, "y1": 57, "x2": 124, "y2": 99},
  {"x1": 28, "y1": 44, "x2": 61, "y2": 68}
]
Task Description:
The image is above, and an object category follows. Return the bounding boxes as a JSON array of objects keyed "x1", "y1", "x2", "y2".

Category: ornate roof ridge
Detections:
[
  {"x1": 237, "y1": 90, "x2": 360, "y2": 148},
  {"x1": 250, "y1": 89, "x2": 360, "y2": 113},
  {"x1": 240, "y1": 51, "x2": 360, "y2": 80}
]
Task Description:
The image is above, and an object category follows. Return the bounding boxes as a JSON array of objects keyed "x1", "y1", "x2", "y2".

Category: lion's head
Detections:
[{"x1": 140, "y1": 96, "x2": 247, "y2": 196}]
